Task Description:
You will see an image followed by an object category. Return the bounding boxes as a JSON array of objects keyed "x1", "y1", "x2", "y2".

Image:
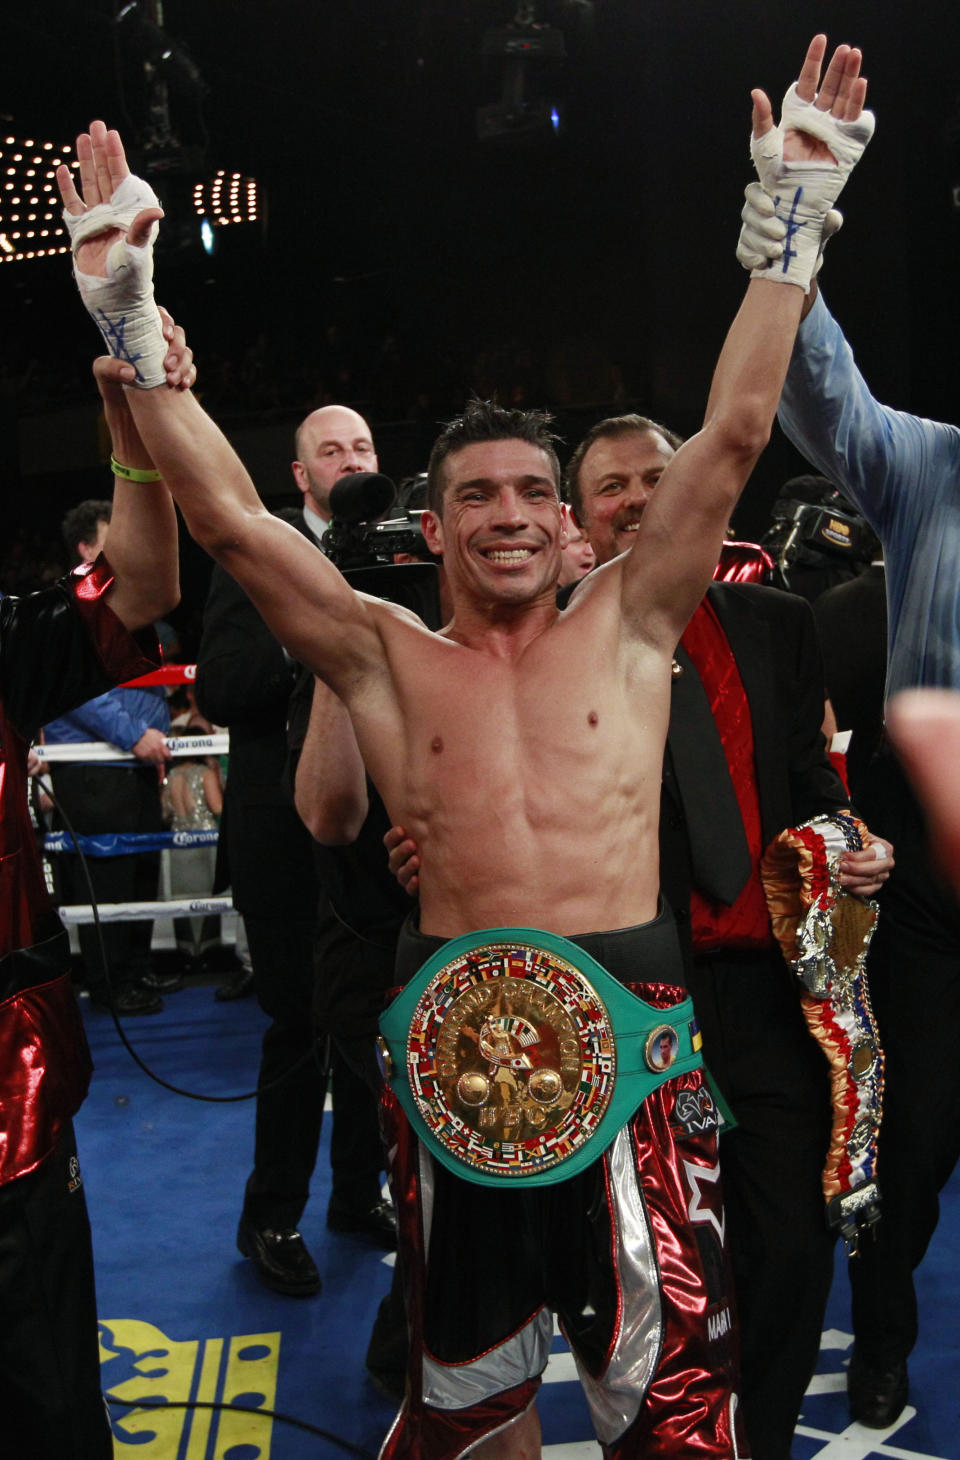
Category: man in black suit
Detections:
[
  {"x1": 196, "y1": 404, "x2": 393, "y2": 1297},
  {"x1": 814, "y1": 564, "x2": 888, "y2": 797},
  {"x1": 567, "y1": 413, "x2": 892, "y2": 1460}
]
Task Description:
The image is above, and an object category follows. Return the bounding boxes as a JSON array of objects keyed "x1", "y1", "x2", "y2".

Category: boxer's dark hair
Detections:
[{"x1": 426, "y1": 399, "x2": 562, "y2": 513}]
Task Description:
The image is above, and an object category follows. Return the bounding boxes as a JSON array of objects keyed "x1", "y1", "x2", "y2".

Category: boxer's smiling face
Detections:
[{"x1": 422, "y1": 440, "x2": 563, "y2": 609}]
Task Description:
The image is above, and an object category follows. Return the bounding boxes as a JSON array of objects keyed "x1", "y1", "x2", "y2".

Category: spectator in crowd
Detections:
[
  {"x1": 44, "y1": 499, "x2": 182, "y2": 1016},
  {"x1": 161, "y1": 725, "x2": 224, "y2": 963}
]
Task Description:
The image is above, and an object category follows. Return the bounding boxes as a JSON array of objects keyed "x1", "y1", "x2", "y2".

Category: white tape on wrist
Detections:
[
  {"x1": 736, "y1": 181, "x2": 844, "y2": 277},
  {"x1": 748, "y1": 82, "x2": 874, "y2": 291},
  {"x1": 64, "y1": 173, "x2": 168, "y2": 388}
]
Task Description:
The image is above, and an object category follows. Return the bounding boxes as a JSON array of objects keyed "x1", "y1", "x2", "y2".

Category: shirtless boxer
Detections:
[{"x1": 59, "y1": 34, "x2": 871, "y2": 1458}]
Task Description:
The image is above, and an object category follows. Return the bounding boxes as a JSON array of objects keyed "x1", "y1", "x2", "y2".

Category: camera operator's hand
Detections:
[{"x1": 383, "y1": 825, "x2": 420, "y2": 897}]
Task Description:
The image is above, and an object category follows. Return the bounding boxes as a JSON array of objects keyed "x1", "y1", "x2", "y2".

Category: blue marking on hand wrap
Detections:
[
  {"x1": 95, "y1": 308, "x2": 145, "y2": 383},
  {"x1": 774, "y1": 186, "x2": 806, "y2": 275}
]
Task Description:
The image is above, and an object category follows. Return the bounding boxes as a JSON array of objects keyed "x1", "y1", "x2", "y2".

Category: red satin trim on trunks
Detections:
[{"x1": 0, "y1": 974, "x2": 93, "y2": 1186}]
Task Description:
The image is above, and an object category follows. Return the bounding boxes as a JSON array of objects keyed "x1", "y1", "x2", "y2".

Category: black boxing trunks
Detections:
[{"x1": 379, "y1": 906, "x2": 749, "y2": 1460}]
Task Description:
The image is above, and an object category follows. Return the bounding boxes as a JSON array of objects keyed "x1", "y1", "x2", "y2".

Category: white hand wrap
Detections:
[
  {"x1": 64, "y1": 174, "x2": 168, "y2": 388},
  {"x1": 736, "y1": 180, "x2": 843, "y2": 276},
  {"x1": 748, "y1": 81, "x2": 874, "y2": 291}
]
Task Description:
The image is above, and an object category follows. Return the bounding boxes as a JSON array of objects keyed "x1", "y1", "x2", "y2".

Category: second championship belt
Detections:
[{"x1": 761, "y1": 813, "x2": 883, "y2": 1251}]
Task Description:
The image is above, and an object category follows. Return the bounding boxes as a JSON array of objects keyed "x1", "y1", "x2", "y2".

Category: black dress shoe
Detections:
[
  {"x1": 141, "y1": 968, "x2": 185, "y2": 994},
  {"x1": 236, "y1": 1216, "x2": 322, "y2": 1296},
  {"x1": 215, "y1": 967, "x2": 256, "y2": 1002},
  {"x1": 327, "y1": 1197, "x2": 398, "y2": 1250},
  {"x1": 89, "y1": 985, "x2": 163, "y2": 1016},
  {"x1": 848, "y1": 1349, "x2": 909, "y2": 1428}
]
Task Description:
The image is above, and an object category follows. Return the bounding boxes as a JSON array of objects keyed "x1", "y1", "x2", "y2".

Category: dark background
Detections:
[{"x1": 2, "y1": 0, "x2": 959, "y2": 633}]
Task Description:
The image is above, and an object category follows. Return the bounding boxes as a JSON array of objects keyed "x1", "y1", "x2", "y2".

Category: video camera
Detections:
[
  {"x1": 323, "y1": 472, "x2": 431, "y2": 572},
  {"x1": 769, "y1": 500, "x2": 871, "y2": 567},
  {"x1": 324, "y1": 471, "x2": 441, "y2": 626},
  {"x1": 762, "y1": 476, "x2": 880, "y2": 587}
]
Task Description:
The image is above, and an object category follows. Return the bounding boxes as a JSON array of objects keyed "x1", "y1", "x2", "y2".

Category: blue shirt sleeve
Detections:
[
  {"x1": 779, "y1": 291, "x2": 960, "y2": 541},
  {"x1": 778, "y1": 291, "x2": 960, "y2": 694},
  {"x1": 45, "y1": 684, "x2": 169, "y2": 752}
]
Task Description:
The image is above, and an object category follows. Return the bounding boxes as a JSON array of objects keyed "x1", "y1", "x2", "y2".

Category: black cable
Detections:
[
  {"x1": 106, "y1": 1395, "x2": 376, "y2": 1458},
  {"x1": 39, "y1": 772, "x2": 328, "y2": 1104}
]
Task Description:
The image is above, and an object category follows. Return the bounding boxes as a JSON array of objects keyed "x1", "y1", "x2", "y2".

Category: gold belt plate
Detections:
[{"x1": 404, "y1": 941, "x2": 618, "y2": 1178}]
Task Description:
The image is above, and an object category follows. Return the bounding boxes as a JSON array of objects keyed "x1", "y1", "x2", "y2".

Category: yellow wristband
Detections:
[{"x1": 111, "y1": 456, "x2": 162, "y2": 484}]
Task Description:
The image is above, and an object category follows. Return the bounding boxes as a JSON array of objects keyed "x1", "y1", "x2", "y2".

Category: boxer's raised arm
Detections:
[
  {"x1": 621, "y1": 277, "x2": 807, "y2": 648},
  {"x1": 619, "y1": 35, "x2": 872, "y2": 650},
  {"x1": 89, "y1": 354, "x2": 177, "y2": 631},
  {"x1": 60, "y1": 121, "x2": 385, "y2": 692}
]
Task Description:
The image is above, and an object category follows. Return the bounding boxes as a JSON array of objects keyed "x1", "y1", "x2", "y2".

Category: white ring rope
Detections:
[
  {"x1": 34, "y1": 730, "x2": 236, "y2": 923},
  {"x1": 36, "y1": 733, "x2": 230, "y2": 763},
  {"x1": 59, "y1": 896, "x2": 236, "y2": 925}
]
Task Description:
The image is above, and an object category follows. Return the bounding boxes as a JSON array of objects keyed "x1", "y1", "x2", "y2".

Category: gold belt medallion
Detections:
[{"x1": 403, "y1": 942, "x2": 618, "y2": 1178}]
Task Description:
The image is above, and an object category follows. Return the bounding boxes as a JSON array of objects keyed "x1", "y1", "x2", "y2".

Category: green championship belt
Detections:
[{"x1": 378, "y1": 926, "x2": 702, "y2": 1187}]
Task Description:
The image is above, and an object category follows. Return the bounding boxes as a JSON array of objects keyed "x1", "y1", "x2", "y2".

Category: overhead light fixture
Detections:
[
  {"x1": 0, "y1": 135, "x2": 75, "y2": 263},
  {"x1": 114, "y1": 0, "x2": 205, "y2": 96},
  {"x1": 477, "y1": 2, "x2": 568, "y2": 145}
]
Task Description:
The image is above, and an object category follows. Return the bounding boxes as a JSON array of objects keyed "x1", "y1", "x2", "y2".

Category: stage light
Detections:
[
  {"x1": 0, "y1": 134, "x2": 75, "y2": 263},
  {"x1": 476, "y1": 3, "x2": 568, "y2": 145},
  {"x1": 192, "y1": 172, "x2": 259, "y2": 228}
]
